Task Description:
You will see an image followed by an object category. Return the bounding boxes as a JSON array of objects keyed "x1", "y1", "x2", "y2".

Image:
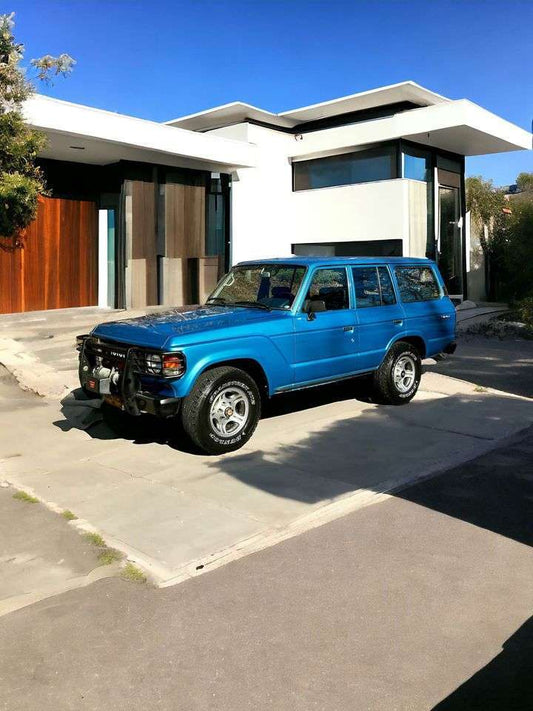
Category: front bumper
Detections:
[{"x1": 78, "y1": 337, "x2": 181, "y2": 418}]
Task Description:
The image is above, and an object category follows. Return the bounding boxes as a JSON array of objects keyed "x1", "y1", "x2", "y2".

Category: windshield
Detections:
[{"x1": 207, "y1": 264, "x2": 306, "y2": 310}]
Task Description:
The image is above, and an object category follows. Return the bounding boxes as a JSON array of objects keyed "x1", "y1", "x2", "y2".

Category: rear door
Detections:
[
  {"x1": 292, "y1": 266, "x2": 357, "y2": 385},
  {"x1": 393, "y1": 264, "x2": 456, "y2": 357},
  {"x1": 352, "y1": 265, "x2": 406, "y2": 371}
]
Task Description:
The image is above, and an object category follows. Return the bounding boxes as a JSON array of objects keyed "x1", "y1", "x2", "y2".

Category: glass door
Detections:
[{"x1": 438, "y1": 186, "x2": 463, "y2": 299}]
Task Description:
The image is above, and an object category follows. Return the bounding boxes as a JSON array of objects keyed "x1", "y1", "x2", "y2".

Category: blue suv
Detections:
[{"x1": 77, "y1": 257, "x2": 456, "y2": 454}]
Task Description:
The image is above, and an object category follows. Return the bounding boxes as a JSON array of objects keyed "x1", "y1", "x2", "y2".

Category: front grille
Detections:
[{"x1": 84, "y1": 338, "x2": 130, "y2": 370}]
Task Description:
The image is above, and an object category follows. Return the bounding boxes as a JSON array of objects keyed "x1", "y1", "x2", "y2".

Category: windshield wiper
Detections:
[
  {"x1": 205, "y1": 297, "x2": 230, "y2": 306},
  {"x1": 233, "y1": 300, "x2": 271, "y2": 311}
]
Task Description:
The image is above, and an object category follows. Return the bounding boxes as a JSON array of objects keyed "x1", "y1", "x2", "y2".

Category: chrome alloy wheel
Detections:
[
  {"x1": 209, "y1": 386, "x2": 250, "y2": 437},
  {"x1": 392, "y1": 354, "x2": 417, "y2": 393}
]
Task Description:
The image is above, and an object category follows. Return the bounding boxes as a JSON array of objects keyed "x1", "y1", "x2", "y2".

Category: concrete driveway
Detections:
[{"x1": 1, "y1": 361, "x2": 532, "y2": 586}]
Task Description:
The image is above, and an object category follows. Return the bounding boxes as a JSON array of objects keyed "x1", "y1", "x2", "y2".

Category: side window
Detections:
[
  {"x1": 305, "y1": 268, "x2": 349, "y2": 310},
  {"x1": 395, "y1": 266, "x2": 441, "y2": 302},
  {"x1": 352, "y1": 266, "x2": 397, "y2": 308},
  {"x1": 352, "y1": 267, "x2": 381, "y2": 308}
]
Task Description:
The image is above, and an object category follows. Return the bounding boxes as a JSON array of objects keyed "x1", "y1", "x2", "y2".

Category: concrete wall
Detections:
[{"x1": 465, "y1": 211, "x2": 487, "y2": 302}]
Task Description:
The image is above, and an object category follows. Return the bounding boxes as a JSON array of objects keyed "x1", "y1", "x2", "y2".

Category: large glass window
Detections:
[
  {"x1": 208, "y1": 264, "x2": 306, "y2": 310},
  {"x1": 395, "y1": 266, "x2": 441, "y2": 302},
  {"x1": 403, "y1": 144, "x2": 432, "y2": 182},
  {"x1": 293, "y1": 144, "x2": 398, "y2": 191},
  {"x1": 352, "y1": 266, "x2": 397, "y2": 308},
  {"x1": 304, "y1": 268, "x2": 349, "y2": 310}
]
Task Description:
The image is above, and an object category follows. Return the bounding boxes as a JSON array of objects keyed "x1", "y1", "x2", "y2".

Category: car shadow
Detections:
[{"x1": 53, "y1": 376, "x2": 375, "y2": 454}]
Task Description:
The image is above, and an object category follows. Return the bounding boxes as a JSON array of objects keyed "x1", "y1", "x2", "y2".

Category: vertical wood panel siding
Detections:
[
  {"x1": 131, "y1": 181, "x2": 158, "y2": 306},
  {"x1": 0, "y1": 197, "x2": 97, "y2": 314},
  {"x1": 164, "y1": 183, "x2": 206, "y2": 305}
]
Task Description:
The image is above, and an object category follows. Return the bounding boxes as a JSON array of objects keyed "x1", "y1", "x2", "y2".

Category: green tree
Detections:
[
  {"x1": 0, "y1": 12, "x2": 74, "y2": 244},
  {"x1": 516, "y1": 172, "x2": 533, "y2": 193},
  {"x1": 500, "y1": 199, "x2": 533, "y2": 301},
  {"x1": 465, "y1": 175, "x2": 507, "y2": 253}
]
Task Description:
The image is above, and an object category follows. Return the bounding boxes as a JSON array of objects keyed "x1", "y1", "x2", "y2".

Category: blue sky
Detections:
[{"x1": 8, "y1": 0, "x2": 532, "y2": 184}]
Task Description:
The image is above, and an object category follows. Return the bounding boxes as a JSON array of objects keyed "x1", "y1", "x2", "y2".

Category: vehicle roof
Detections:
[{"x1": 237, "y1": 256, "x2": 434, "y2": 267}]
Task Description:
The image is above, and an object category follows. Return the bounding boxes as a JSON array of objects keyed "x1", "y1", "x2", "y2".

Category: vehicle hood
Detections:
[{"x1": 91, "y1": 305, "x2": 283, "y2": 349}]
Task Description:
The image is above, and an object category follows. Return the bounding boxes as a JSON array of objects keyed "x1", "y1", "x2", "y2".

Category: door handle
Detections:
[
  {"x1": 393, "y1": 319, "x2": 403, "y2": 326},
  {"x1": 343, "y1": 326, "x2": 355, "y2": 332}
]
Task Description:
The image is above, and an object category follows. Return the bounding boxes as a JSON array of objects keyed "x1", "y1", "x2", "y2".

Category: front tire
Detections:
[
  {"x1": 181, "y1": 367, "x2": 261, "y2": 455},
  {"x1": 372, "y1": 341, "x2": 421, "y2": 405}
]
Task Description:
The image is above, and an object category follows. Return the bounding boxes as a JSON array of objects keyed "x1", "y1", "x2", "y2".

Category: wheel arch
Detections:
[
  {"x1": 391, "y1": 334, "x2": 427, "y2": 359},
  {"x1": 201, "y1": 358, "x2": 270, "y2": 403}
]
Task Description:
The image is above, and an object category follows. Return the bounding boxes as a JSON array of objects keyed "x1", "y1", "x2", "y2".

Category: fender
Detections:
[{"x1": 168, "y1": 335, "x2": 291, "y2": 398}]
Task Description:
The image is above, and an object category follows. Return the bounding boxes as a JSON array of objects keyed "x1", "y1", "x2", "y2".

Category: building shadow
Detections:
[
  {"x1": 432, "y1": 615, "x2": 533, "y2": 710},
  {"x1": 426, "y1": 334, "x2": 533, "y2": 398}
]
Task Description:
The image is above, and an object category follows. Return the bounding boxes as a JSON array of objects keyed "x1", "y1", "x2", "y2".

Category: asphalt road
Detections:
[{"x1": 1, "y1": 426, "x2": 532, "y2": 711}]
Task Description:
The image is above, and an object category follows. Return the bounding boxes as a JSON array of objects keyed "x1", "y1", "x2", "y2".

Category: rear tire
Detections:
[
  {"x1": 372, "y1": 341, "x2": 421, "y2": 405},
  {"x1": 181, "y1": 367, "x2": 261, "y2": 455}
]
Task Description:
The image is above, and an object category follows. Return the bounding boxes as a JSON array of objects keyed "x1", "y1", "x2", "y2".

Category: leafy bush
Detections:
[{"x1": 516, "y1": 297, "x2": 533, "y2": 328}]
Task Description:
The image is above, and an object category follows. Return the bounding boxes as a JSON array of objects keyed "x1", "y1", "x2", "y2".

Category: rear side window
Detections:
[
  {"x1": 352, "y1": 266, "x2": 397, "y2": 308},
  {"x1": 395, "y1": 266, "x2": 441, "y2": 302}
]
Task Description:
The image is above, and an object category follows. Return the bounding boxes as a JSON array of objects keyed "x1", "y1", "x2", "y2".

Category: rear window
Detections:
[{"x1": 395, "y1": 266, "x2": 441, "y2": 302}]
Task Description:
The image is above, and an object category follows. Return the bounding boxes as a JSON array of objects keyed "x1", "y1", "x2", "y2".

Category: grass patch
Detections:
[
  {"x1": 61, "y1": 509, "x2": 77, "y2": 521},
  {"x1": 121, "y1": 562, "x2": 147, "y2": 584},
  {"x1": 474, "y1": 385, "x2": 488, "y2": 393},
  {"x1": 98, "y1": 548, "x2": 123, "y2": 566},
  {"x1": 13, "y1": 490, "x2": 39, "y2": 504},
  {"x1": 82, "y1": 531, "x2": 106, "y2": 548}
]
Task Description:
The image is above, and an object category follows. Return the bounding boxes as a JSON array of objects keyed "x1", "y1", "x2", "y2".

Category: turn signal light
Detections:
[{"x1": 162, "y1": 353, "x2": 186, "y2": 377}]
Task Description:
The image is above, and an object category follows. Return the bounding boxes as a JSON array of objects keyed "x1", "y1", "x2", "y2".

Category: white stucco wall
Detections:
[{"x1": 210, "y1": 123, "x2": 412, "y2": 263}]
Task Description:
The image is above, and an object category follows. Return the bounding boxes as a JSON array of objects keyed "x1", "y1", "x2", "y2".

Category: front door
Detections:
[
  {"x1": 292, "y1": 267, "x2": 356, "y2": 385},
  {"x1": 438, "y1": 185, "x2": 463, "y2": 300}
]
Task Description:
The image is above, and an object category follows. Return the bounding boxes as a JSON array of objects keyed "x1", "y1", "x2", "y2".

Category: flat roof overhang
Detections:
[
  {"x1": 166, "y1": 81, "x2": 449, "y2": 132},
  {"x1": 24, "y1": 95, "x2": 257, "y2": 171},
  {"x1": 289, "y1": 100, "x2": 532, "y2": 160}
]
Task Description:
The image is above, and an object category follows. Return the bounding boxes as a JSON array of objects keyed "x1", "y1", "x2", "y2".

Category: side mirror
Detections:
[{"x1": 306, "y1": 299, "x2": 326, "y2": 320}]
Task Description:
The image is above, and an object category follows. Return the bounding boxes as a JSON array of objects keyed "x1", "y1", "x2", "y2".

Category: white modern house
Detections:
[{"x1": 1, "y1": 81, "x2": 530, "y2": 314}]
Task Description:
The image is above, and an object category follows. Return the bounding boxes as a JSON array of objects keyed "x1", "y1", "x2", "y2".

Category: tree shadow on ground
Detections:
[{"x1": 431, "y1": 615, "x2": 533, "y2": 710}]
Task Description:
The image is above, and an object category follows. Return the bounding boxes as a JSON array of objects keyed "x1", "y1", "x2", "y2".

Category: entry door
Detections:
[
  {"x1": 292, "y1": 267, "x2": 356, "y2": 385},
  {"x1": 438, "y1": 186, "x2": 463, "y2": 299}
]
